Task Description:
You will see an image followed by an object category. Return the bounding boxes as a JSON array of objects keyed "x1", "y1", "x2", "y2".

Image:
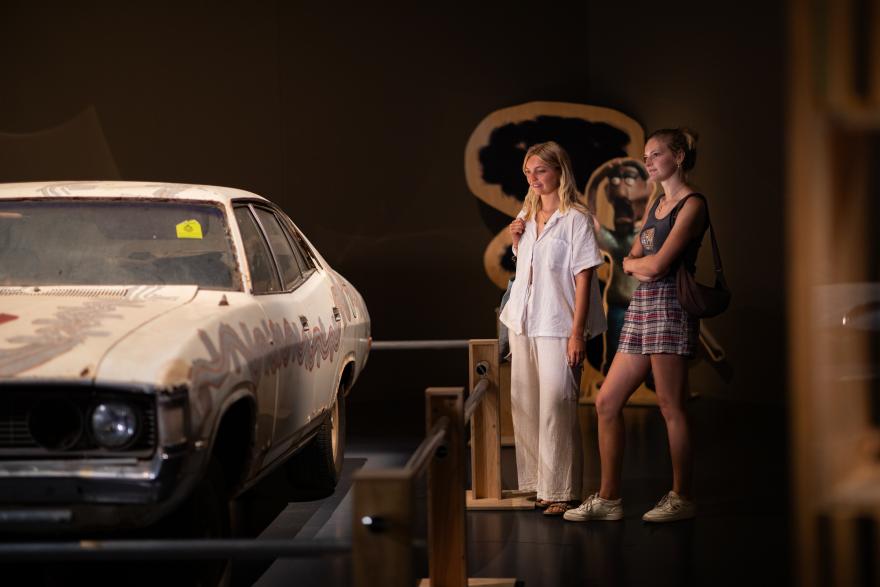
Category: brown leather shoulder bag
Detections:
[{"x1": 671, "y1": 194, "x2": 731, "y2": 318}]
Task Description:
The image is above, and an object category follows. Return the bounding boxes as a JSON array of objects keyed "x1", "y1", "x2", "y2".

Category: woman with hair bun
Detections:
[
  {"x1": 500, "y1": 141, "x2": 607, "y2": 516},
  {"x1": 564, "y1": 128, "x2": 708, "y2": 524}
]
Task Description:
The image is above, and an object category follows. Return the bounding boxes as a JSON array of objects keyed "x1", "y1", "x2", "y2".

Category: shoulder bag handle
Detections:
[{"x1": 671, "y1": 193, "x2": 726, "y2": 285}]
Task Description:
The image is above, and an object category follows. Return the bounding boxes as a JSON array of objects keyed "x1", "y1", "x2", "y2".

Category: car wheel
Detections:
[
  {"x1": 155, "y1": 457, "x2": 232, "y2": 586},
  {"x1": 286, "y1": 384, "x2": 346, "y2": 498}
]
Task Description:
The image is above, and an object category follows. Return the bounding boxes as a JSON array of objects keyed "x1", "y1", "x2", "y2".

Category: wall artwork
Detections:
[{"x1": 465, "y1": 101, "x2": 646, "y2": 291}]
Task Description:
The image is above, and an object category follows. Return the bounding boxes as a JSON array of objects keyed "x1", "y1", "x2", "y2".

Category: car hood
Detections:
[{"x1": 0, "y1": 285, "x2": 199, "y2": 380}]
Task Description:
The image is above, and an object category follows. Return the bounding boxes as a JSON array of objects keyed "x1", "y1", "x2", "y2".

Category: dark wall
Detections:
[
  {"x1": 0, "y1": 2, "x2": 785, "y2": 420},
  {"x1": 585, "y1": 3, "x2": 786, "y2": 401}
]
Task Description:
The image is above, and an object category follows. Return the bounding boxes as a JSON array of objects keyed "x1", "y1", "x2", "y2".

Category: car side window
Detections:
[
  {"x1": 253, "y1": 207, "x2": 303, "y2": 290},
  {"x1": 278, "y1": 214, "x2": 318, "y2": 273},
  {"x1": 234, "y1": 206, "x2": 282, "y2": 294}
]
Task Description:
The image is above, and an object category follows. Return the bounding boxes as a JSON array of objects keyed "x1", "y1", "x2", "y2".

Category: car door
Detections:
[
  {"x1": 244, "y1": 204, "x2": 336, "y2": 463},
  {"x1": 231, "y1": 205, "x2": 282, "y2": 466},
  {"x1": 275, "y1": 211, "x2": 343, "y2": 414}
]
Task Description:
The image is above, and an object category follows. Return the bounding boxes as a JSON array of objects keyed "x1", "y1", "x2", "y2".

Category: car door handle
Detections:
[
  {"x1": 333, "y1": 307, "x2": 342, "y2": 322},
  {"x1": 299, "y1": 315, "x2": 309, "y2": 331}
]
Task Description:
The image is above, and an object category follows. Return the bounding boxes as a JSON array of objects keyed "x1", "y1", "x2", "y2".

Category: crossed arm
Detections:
[{"x1": 623, "y1": 198, "x2": 706, "y2": 282}]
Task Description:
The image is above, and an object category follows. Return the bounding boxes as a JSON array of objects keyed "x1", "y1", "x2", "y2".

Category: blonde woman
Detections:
[
  {"x1": 565, "y1": 128, "x2": 706, "y2": 524},
  {"x1": 499, "y1": 141, "x2": 606, "y2": 516}
]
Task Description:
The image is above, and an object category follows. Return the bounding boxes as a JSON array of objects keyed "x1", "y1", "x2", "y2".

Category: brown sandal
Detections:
[
  {"x1": 542, "y1": 502, "x2": 572, "y2": 516},
  {"x1": 535, "y1": 499, "x2": 552, "y2": 509}
]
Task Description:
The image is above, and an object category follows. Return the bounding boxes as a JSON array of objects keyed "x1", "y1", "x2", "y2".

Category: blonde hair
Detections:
[{"x1": 521, "y1": 141, "x2": 588, "y2": 220}]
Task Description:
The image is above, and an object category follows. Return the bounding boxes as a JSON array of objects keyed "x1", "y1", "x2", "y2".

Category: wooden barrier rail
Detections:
[{"x1": 352, "y1": 339, "x2": 519, "y2": 587}]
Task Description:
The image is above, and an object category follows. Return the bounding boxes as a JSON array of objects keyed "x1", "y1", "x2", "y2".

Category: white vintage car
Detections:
[{"x1": 0, "y1": 181, "x2": 370, "y2": 535}]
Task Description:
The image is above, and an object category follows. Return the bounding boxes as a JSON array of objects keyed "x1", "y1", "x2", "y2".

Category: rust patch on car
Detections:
[{"x1": 160, "y1": 358, "x2": 192, "y2": 387}]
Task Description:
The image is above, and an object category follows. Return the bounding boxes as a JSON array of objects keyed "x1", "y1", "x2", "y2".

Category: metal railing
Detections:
[
  {"x1": 370, "y1": 339, "x2": 470, "y2": 350},
  {"x1": 0, "y1": 538, "x2": 350, "y2": 561}
]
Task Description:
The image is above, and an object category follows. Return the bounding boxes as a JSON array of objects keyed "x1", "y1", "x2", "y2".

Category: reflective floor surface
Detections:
[{"x1": 0, "y1": 396, "x2": 789, "y2": 587}]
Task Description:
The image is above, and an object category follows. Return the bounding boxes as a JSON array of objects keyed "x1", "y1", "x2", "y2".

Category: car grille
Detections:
[{"x1": 0, "y1": 385, "x2": 156, "y2": 458}]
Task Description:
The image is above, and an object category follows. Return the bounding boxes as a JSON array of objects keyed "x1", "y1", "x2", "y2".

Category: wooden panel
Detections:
[
  {"x1": 426, "y1": 387, "x2": 467, "y2": 587},
  {"x1": 352, "y1": 469, "x2": 414, "y2": 587},
  {"x1": 469, "y1": 339, "x2": 502, "y2": 500},
  {"x1": 788, "y1": 1, "x2": 880, "y2": 585}
]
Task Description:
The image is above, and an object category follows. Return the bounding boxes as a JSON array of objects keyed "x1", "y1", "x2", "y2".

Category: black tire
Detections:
[
  {"x1": 154, "y1": 457, "x2": 232, "y2": 586},
  {"x1": 286, "y1": 385, "x2": 346, "y2": 498}
]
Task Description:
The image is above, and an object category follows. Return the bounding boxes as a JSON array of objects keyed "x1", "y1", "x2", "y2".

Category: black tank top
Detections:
[{"x1": 639, "y1": 193, "x2": 706, "y2": 273}]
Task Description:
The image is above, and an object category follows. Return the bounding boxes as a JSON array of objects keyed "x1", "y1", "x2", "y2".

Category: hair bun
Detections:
[{"x1": 679, "y1": 127, "x2": 699, "y2": 150}]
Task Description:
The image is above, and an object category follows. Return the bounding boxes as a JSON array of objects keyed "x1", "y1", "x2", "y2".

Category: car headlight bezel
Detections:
[{"x1": 90, "y1": 401, "x2": 141, "y2": 450}]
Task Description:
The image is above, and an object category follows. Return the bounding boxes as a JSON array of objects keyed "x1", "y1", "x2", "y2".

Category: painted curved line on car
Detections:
[
  {"x1": 0, "y1": 314, "x2": 17, "y2": 326},
  {"x1": 189, "y1": 315, "x2": 342, "y2": 419},
  {"x1": 0, "y1": 299, "x2": 143, "y2": 377}
]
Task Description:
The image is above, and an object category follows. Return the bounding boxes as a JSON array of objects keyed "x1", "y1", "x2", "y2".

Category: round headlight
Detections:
[{"x1": 91, "y1": 403, "x2": 139, "y2": 449}]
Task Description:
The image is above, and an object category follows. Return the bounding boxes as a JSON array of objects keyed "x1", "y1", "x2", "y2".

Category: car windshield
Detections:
[{"x1": 0, "y1": 199, "x2": 240, "y2": 290}]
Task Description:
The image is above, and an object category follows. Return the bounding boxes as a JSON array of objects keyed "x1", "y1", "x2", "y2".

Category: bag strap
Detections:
[{"x1": 670, "y1": 193, "x2": 726, "y2": 282}]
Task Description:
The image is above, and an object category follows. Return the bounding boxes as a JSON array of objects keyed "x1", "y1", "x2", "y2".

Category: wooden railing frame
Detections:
[{"x1": 352, "y1": 339, "x2": 517, "y2": 587}]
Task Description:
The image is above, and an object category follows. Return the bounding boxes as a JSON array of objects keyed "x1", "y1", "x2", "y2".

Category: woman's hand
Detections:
[
  {"x1": 567, "y1": 335, "x2": 586, "y2": 367},
  {"x1": 509, "y1": 218, "x2": 525, "y2": 249}
]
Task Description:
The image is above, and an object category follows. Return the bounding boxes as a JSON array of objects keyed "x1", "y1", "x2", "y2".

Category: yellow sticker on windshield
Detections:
[{"x1": 176, "y1": 219, "x2": 203, "y2": 239}]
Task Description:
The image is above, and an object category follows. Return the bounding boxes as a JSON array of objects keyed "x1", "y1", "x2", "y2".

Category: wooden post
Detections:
[
  {"x1": 469, "y1": 339, "x2": 501, "y2": 501},
  {"x1": 425, "y1": 388, "x2": 467, "y2": 587},
  {"x1": 467, "y1": 339, "x2": 532, "y2": 510},
  {"x1": 352, "y1": 469, "x2": 414, "y2": 587},
  {"x1": 499, "y1": 361, "x2": 514, "y2": 446},
  {"x1": 420, "y1": 385, "x2": 519, "y2": 587}
]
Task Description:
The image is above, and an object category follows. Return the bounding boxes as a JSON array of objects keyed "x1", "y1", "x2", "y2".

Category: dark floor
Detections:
[
  {"x1": 254, "y1": 395, "x2": 791, "y2": 587},
  {"x1": 0, "y1": 392, "x2": 791, "y2": 587}
]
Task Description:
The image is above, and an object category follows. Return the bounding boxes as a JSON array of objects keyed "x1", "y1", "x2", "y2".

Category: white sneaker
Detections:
[
  {"x1": 563, "y1": 493, "x2": 623, "y2": 522},
  {"x1": 642, "y1": 491, "x2": 696, "y2": 522}
]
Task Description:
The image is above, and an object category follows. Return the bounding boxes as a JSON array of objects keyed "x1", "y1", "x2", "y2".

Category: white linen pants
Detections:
[{"x1": 508, "y1": 331, "x2": 583, "y2": 502}]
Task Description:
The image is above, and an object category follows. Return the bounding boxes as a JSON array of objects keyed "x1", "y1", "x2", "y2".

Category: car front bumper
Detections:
[{"x1": 0, "y1": 444, "x2": 196, "y2": 533}]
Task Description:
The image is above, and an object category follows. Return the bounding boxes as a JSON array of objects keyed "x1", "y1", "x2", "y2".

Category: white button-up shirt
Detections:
[{"x1": 500, "y1": 207, "x2": 607, "y2": 339}]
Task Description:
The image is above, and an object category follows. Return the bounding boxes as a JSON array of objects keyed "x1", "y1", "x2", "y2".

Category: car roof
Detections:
[{"x1": 0, "y1": 181, "x2": 268, "y2": 205}]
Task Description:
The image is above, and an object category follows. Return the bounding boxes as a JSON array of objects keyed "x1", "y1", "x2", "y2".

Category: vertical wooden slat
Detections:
[
  {"x1": 788, "y1": 1, "x2": 830, "y2": 585},
  {"x1": 469, "y1": 339, "x2": 502, "y2": 500},
  {"x1": 871, "y1": 0, "x2": 880, "y2": 106},
  {"x1": 830, "y1": 513, "x2": 858, "y2": 587},
  {"x1": 499, "y1": 361, "x2": 515, "y2": 446},
  {"x1": 426, "y1": 387, "x2": 467, "y2": 587},
  {"x1": 352, "y1": 469, "x2": 414, "y2": 587},
  {"x1": 827, "y1": 0, "x2": 854, "y2": 111}
]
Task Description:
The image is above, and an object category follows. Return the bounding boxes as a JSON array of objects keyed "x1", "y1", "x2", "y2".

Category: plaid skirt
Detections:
[{"x1": 618, "y1": 277, "x2": 699, "y2": 357}]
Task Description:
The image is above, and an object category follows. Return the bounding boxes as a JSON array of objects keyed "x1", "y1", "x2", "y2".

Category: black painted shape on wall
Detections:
[{"x1": 478, "y1": 115, "x2": 631, "y2": 215}]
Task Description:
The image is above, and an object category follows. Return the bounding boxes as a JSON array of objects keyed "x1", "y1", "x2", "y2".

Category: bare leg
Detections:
[
  {"x1": 595, "y1": 353, "x2": 652, "y2": 499},
  {"x1": 651, "y1": 354, "x2": 692, "y2": 498}
]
